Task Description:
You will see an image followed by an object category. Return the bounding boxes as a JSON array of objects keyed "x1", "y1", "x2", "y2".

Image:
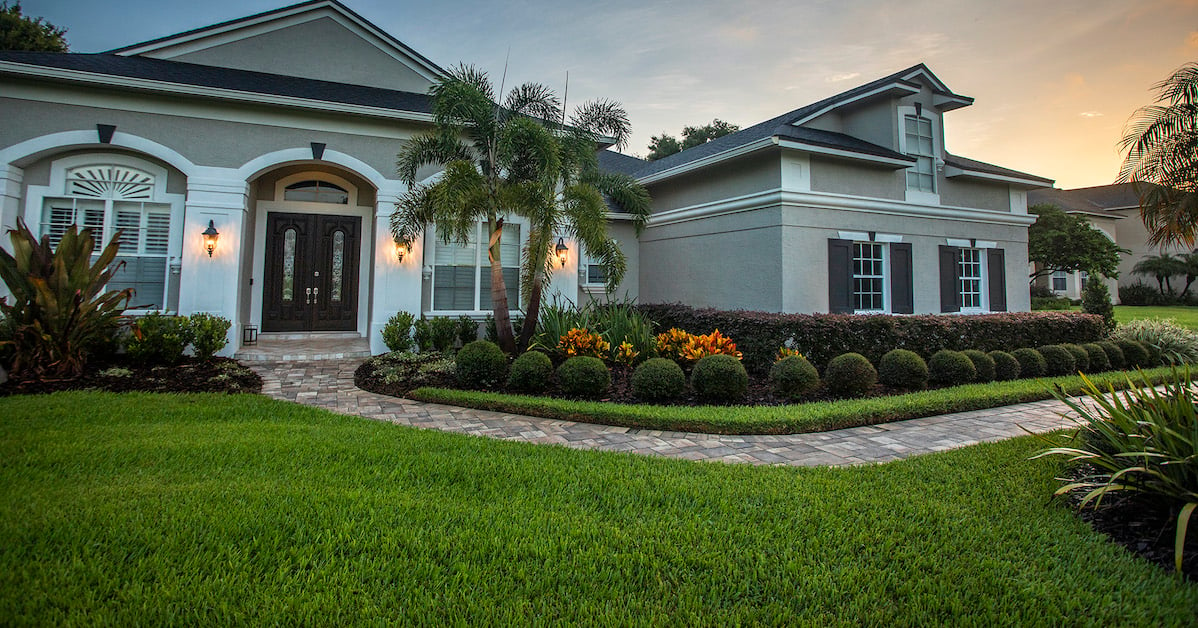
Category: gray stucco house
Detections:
[{"x1": 0, "y1": 0, "x2": 1053, "y2": 357}]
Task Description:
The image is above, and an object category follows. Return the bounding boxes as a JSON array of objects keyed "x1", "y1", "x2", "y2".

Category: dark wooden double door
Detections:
[{"x1": 263, "y1": 212, "x2": 360, "y2": 332}]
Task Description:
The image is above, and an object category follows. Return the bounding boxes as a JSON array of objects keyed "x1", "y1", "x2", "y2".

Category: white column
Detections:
[
  {"x1": 177, "y1": 169, "x2": 248, "y2": 357},
  {"x1": 368, "y1": 182, "x2": 422, "y2": 354},
  {"x1": 0, "y1": 164, "x2": 23, "y2": 303}
]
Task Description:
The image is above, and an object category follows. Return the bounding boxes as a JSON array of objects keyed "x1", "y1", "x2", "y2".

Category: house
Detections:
[{"x1": 0, "y1": 0, "x2": 1052, "y2": 358}]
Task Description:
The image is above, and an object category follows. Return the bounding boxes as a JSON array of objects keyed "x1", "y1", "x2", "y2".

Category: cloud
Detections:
[
  {"x1": 1188, "y1": 31, "x2": 1198, "y2": 49},
  {"x1": 1079, "y1": 111, "x2": 1104, "y2": 118},
  {"x1": 826, "y1": 72, "x2": 861, "y2": 83}
]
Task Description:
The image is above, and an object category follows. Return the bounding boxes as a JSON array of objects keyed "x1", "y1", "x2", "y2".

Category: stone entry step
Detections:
[{"x1": 235, "y1": 333, "x2": 371, "y2": 362}]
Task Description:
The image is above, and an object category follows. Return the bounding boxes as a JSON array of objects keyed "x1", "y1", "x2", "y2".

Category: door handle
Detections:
[
  {"x1": 305, "y1": 287, "x2": 312, "y2": 304},
  {"x1": 313, "y1": 287, "x2": 319, "y2": 303}
]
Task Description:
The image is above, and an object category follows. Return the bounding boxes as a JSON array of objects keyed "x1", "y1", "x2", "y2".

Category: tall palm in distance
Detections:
[
  {"x1": 1131, "y1": 253, "x2": 1185, "y2": 296},
  {"x1": 1118, "y1": 62, "x2": 1198, "y2": 247}
]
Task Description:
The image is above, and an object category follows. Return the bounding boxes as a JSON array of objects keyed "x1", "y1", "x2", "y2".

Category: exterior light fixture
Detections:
[
  {"x1": 555, "y1": 237, "x2": 569, "y2": 267},
  {"x1": 395, "y1": 240, "x2": 411, "y2": 262},
  {"x1": 202, "y1": 220, "x2": 220, "y2": 258}
]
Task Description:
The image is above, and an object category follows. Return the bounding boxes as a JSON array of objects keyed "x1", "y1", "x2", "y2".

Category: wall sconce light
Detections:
[
  {"x1": 202, "y1": 220, "x2": 220, "y2": 258},
  {"x1": 395, "y1": 240, "x2": 411, "y2": 262},
  {"x1": 555, "y1": 237, "x2": 569, "y2": 267}
]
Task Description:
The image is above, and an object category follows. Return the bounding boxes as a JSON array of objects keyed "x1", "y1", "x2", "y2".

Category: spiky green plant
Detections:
[
  {"x1": 1112, "y1": 318, "x2": 1198, "y2": 365},
  {"x1": 0, "y1": 218, "x2": 130, "y2": 380}
]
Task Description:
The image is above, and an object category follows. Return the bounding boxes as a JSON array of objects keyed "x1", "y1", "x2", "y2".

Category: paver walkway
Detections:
[{"x1": 251, "y1": 359, "x2": 1080, "y2": 467}]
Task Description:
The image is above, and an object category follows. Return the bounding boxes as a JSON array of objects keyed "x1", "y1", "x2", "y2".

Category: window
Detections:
[
  {"x1": 959, "y1": 248, "x2": 984, "y2": 310},
  {"x1": 904, "y1": 115, "x2": 935, "y2": 192},
  {"x1": 432, "y1": 223, "x2": 521, "y2": 311},
  {"x1": 40, "y1": 163, "x2": 174, "y2": 310},
  {"x1": 1051, "y1": 270, "x2": 1067, "y2": 292},
  {"x1": 852, "y1": 242, "x2": 886, "y2": 312},
  {"x1": 284, "y1": 180, "x2": 349, "y2": 204},
  {"x1": 1080, "y1": 271, "x2": 1089, "y2": 291},
  {"x1": 582, "y1": 241, "x2": 615, "y2": 288}
]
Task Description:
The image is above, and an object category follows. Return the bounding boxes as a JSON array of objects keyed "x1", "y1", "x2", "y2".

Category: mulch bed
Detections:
[{"x1": 0, "y1": 357, "x2": 262, "y2": 396}]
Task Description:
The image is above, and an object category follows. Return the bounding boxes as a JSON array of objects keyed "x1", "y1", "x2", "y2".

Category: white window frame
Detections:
[
  {"x1": 958, "y1": 247, "x2": 988, "y2": 313},
  {"x1": 580, "y1": 240, "x2": 616, "y2": 293},
  {"x1": 427, "y1": 220, "x2": 526, "y2": 315},
  {"x1": 22, "y1": 153, "x2": 185, "y2": 314},
  {"x1": 1051, "y1": 270, "x2": 1067, "y2": 293},
  {"x1": 273, "y1": 172, "x2": 359, "y2": 207},
  {"x1": 897, "y1": 105, "x2": 942, "y2": 205},
  {"x1": 852, "y1": 241, "x2": 889, "y2": 313},
  {"x1": 1079, "y1": 270, "x2": 1089, "y2": 291}
]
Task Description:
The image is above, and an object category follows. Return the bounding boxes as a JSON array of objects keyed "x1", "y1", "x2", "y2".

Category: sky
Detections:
[{"x1": 22, "y1": 0, "x2": 1198, "y2": 189}]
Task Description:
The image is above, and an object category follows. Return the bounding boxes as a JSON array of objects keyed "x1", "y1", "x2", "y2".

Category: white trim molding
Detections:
[
  {"x1": 944, "y1": 165, "x2": 1054, "y2": 189},
  {"x1": 0, "y1": 129, "x2": 199, "y2": 176}
]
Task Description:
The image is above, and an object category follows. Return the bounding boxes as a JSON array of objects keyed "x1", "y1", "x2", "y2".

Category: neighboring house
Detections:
[{"x1": 0, "y1": 0, "x2": 1052, "y2": 357}]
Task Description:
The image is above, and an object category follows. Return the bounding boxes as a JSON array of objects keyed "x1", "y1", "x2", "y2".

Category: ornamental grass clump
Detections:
[
  {"x1": 962, "y1": 349, "x2": 996, "y2": 383},
  {"x1": 1112, "y1": 318, "x2": 1198, "y2": 365},
  {"x1": 823, "y1": 352, "x2": 877, "y2": 398},
  {"x1": 1013, "y1": 348, "x2": 1047, "y2": 378},
  {"x1": 1037, "y1": 344, "x2": 1077, "y2": 376},
  {"x1": 455, "y1": 340, "x2": 508, "y2": 389},
  {"x1": 1081, "y1": 343, "x2": 1111, "y2": 373},
  {"x1": 769, "y1": 355, "x2": 819, "y2": 399},
  {"x1": 556, "y1": 356, "x2": 610, "y2": 398},
  {"x1": 928, "y1": 350, "x2": 976, "y2": 387},
  {"x1": 631, "y1": 358, "x2": 686, "y2": 402},
  {"x1": 507, "y1": 351, "x2": 553, "y2": 393},
  {"x1": 1033, "y1": 368, "x2": 1198, "y2": 575},
  {"x1": 988, "y1": 350, "x2": 1021, "y2": 381},
  {"x1": 690, "y1": 354, "x2": 749, "y2": 402},
  {"x1": 877, "y1": 349, "x2": 928, "y2": 390}
]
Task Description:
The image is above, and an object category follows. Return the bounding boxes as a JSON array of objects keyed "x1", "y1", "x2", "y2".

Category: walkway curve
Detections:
[{"x1": 251, "y1": 359, "x2": 1076, "y2": 467}]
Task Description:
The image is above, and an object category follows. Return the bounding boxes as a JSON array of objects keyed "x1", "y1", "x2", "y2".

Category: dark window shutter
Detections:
[
  {"x1": 988, "y1": 248, "x2": 1007, "y2": 312},
  {"x1": 890, "y1": 242, "x2": 914, "y2": 314},
  {"x1": 939, "y1": 245, "x2": 961, "y2": 313},
  {"x1": 828, "y1": 239, "x2": 853, "y2": 313}
]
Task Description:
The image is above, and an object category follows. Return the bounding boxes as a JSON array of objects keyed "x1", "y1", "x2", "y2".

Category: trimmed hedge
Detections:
[
  {"x1": 877, "y1": 349, "x2": 928, "y2": 390},
  {"x1": 631, "y1": 358, "x2": 687, "y2": 402},
  {"x1": 1060, "y1": 344, "x2": 1089, "y2": 373},
  {"x1": 962, "y1": 349, "x2": 996, "y2": 383},
  {"x1": 928, "y1": 350, "x2": 976, "y2": 387},
  {"x1": 824, "y1": 353, "x2": 877, "y2": 398},
  {"x1": 1097, "y1": 341, "x2": 1125, "y2": 370},
  {"x1": 769, "y1": 355, "x2": 820, "y2": 399},
  {"x1": 989, "y1": 351, "x2": 1021, "y2": 381},
  {"x1": 1114, "y1": 340, "x2": 1150, "y2": 368},
  {"x1": 691, "y1": 355, "x2": 749, "y2": 402},
  {"x1": 507, "y1": 351, "x2": 553, "y2": 393},
  {"x1": 556, "y1": 357, "x2": 611, "y2": 399},
  {"x1": 1081, "y1": 343, "x2": 1110, "y2": 373},
  {"x1": 456, "y1": 340, "x2": 508, "y2": 389},
  {"x1": 638, "y1": 304, "x2": 1105, "y2": 374},
  {"x1": 1012, "y1": 348, "x2": 1047, "y2": 378}
]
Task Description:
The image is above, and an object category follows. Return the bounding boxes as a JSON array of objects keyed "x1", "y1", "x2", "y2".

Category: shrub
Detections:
[
  {"x1": 556, "y1": 356, "x2": 610, "y2": 399},
  {"x1": 382, "y1": 311, "x2": 416, "y2": 352},
  {"x1": 1117, "y1": 282, "x2": 1161, "y2": 306},
  {"x1": 506, "y1": 350, "x2": 552, "y2": 393},
  {"x1": 413, "y1": 318, "x2": 431, "y2": 352},
  {"x1": 656, "y1": 328, "x2": 742, "y2": 363},
  {"x1": 484, "y1": 313, "x2": 523, "y2": 345},
  {"x1": 1115, "y1": 339, "x2": 1150, "y2": 368},
  {"x1": 1111, "y1": 318, "x2": 1198, "y2": 365},
  {"x1": 428, "y1": 317, "x2": 458, "y2": 353},
  {"x1": 962, "y1": 349, "x2": 996, "y2": 382},
  {"x1": 631, "y1": 358, "x2": 687, "y2": 402},
  {"x1": 988, "y1": 350, "x2": 1021, "y2": 381},
  {"x1": 127, "y1": 312, "x2": 193, "y2": 365},
  {"x1": 928, "y1": 350, "x2": 976, "y2": 387},
  {"x1": 638, "y1": 304, "x2": 1105, "y2": 374},
  {"x1": 188, "y1": 312, "x2": 231, "y2": 361},
  {"x1": 558, "y1": 328, "x2": 610, "y2": 360},
  {"x1": 1081, "y1": 343, "x2": 1111, "y2": 372},
  {"x1": 1060, "y1": 344, "x2": 1090, "y2": 373},
  {"x1": 1031, "y1": 295, "x2": 1072, "y2": 311},
  {"x1": 1097, "y1": 341, "x2": 1126, "y2": 370},
  {"x1": 690, "y1": 354, "x2": 749, "y2": 402},
  {"x1": 769, "y1": 355, "x2": 819, "y2": 399},
  {"x1": 530, "y1": 297, "x2": 655, "y2": 360},
  {"x1": 1012, "y1": 348, "x2": 1047, "y2": 378},
  {"x1": 1037, "y1": 344, "x2": 1077, "y2": 376},
  {"x1": 1082, "y1": 276, "x2": 1115, "y2": 332},
  {"x1": 455, "y1": 340, "x2": 508, "y2": 389},
  {"x1": 823, "y1": 352, "x2": 877, "y2": 398},
  {"x1": 456, "y1": 315, "x2": 479, "y2": 347},
  {"x1": 877, "y1": 349, "x2": 928, "y2": 390}
]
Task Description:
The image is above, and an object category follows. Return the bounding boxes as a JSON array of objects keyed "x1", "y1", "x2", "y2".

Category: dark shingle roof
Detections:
[
  {"x1": 945, "y1": 154, "x2": 1054, "y2": 186},
  {"x1": 0, "y1": 51, "x2": 433, "y2": 115},
  {"x1": 1028, "y1": 183, "x2": 1143, "y2": 212},
  {"x1": 597, "y1": 150, "x2": 648, "y2": 176}
]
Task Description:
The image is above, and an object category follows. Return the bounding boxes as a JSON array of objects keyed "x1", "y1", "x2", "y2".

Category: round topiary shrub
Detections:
[
  {"x1": 1097, "y1": 341, "x2": 1125, "y2": 370},
  {"x1": 506, "y1": 350, "x2": 553, "y2": 393},
  {"x1": 1139, "y1": 340, "x2": 1163, "y2": 366},
  {"x1": 1114, "y1": 339, "x2": 1150, "y2": 368},
  {"x1": 823, "y1": 352, "x2": 877, "y2": 398},
  {"x1": 691, "y1": 354, "x2": 749, "y2": 402},
  {"x1": 928, "y1": 350, "x2": 976, "y2": 387},
  {"x1": 877, "y1": 349, "x2": 928, "y2": 390},
  {"x1": 962, "y1": 349, "x2": 996, "y2": 383},
  {"x1": 556, "y1": 356, "x2": 611, "y2": 398},
  {"x1": 1081, "y1": 343, "x2": 1110, "y2": 372},
  {"x1": 455, "y1": 340, "x2": 508, "y2": 389},
  {"x1": 1061, "y1": 343, "x2": 1090, "y2": 373},
  {"x1": 988, "y1": 350, "x2": 1021, "y2": 381},
  {"x1": 631, "y1": 358, "x2": 687, "y2": 402},
  {"x1": 1012, "y1": 348, "x2": 1047, "y2": 378},
  {"x1": 769, "y1": 355, "x2": 820, "y2": 399},
  {"x1": 1037, "y1": 344, "x2": 1077, "y2": 376}
]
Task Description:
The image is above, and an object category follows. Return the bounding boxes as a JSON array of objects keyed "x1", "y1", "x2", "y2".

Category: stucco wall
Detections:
[
  {"x1": 940, "y1": 177, "x2": 1011, "y2": 212},
  {"x1": 646, "y1": 152, "x2": 780, "y2": 213},
  {"x1": 578, "y1": 220, "x2": 640, "y2": 306},
  {"x1": 1111, "y1": 208, "x2": 1190, "y2": 294},
  {"x1": 808, "y1": 157, "x2": 904, "y2": 200}
]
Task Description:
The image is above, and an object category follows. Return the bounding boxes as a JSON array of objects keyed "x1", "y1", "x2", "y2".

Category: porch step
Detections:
[{"x1": 235, "y1": 333, "x2": 371, "y2": 362}]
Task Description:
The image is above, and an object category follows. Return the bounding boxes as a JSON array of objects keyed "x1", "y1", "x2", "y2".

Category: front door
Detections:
[{"x1": 263, "y1": 212, "x2": 360, "y2": 332}]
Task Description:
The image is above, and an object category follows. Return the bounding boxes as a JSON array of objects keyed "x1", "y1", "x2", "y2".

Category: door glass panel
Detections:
[
  {"x1": 331, "y1": 230, "x2": 344, "y2": 303},
  {"x1": 282, "y1": 228, "x2": 296, "y2": 302}
]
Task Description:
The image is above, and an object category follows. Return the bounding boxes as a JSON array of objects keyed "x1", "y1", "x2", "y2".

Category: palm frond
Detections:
[
  {"x1": 396, "y1": 131, "x2": 472, "y2": 185},
  {"x1": 570, "y1": 99, "x2": 632, "y2": 150},
  {"x1": 504, "y1": 82, "x2": 562, "y2": 124}
]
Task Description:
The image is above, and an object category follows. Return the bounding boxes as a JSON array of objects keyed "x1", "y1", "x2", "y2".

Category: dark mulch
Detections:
[{"x1": 0, "y1": 357, "x2": 262, "y2": 396}]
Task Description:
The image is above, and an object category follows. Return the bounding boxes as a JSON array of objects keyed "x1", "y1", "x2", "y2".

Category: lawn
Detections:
[
  {"x1": 1114, "y1": 305, "x2": 1198, "y2": 330},
  {"x1": 1, "y1": 392, "x2": 1195, "y2": 624}
]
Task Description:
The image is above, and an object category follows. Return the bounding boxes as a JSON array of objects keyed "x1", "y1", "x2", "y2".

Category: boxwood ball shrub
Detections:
[
  {"x1": 1037, "y1": 345, "x2": 1076, "y2": 376},
  {"x1": 928, "y1": 350, "x2": 976, "y2": 387},
  {"x1": 877, "y1": 349, "x2": 928, "y2": 390},
  {"x1": 962, "y1": 349, "x2": 996, "y2": 383},
  {"x1": 1140, "y1": 341, "x2": 1163, "y2": 367},
  {"x1": 1097, "y1": 341, "x2": 1125, "y2": 370},
  {"x1": 455, "y1": 340, "x2": 508, "y2": 389},
  {"x1": 1114, "y1": 339, "x2": 1150, "y2": 368},
  {"x1": 556, "y1": 356, "x2": 611, "y2": 399},
  {"x1": 631, "y1": 358, "x2": 687, "y2": 402},
  {"x1": 691, "y1": 354, "x2": 750, "y2": 402},
  {"x1": 1012, "y1": 348, "x2": 1047, "y2": 378},
  {"x1": 988, "y1": 350, "x2": 1021, "y2": 381},
  {"x1": 769, "y1": 355, "x2": 820, "y2": 399},
  {"x1": 823, "y1": 352, "x2": 877, "y2": 398},
  {"x1": 1081, "y1": 343, "x2": 1110, "y2": 372},
  {"x1": 1061, "y1": 343, "x2": 1090, "y2": 373},
  {"x1": 506, "y1": 350, "x2": 553, "y2": 393}
]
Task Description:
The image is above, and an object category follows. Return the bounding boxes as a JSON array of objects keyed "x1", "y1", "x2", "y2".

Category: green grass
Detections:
[
  {"x1": 1114, "y1": 305, "x2": 1198, "y2": 330},
  {"x1": 1, "y1": 392, "x2": 1194, "y2": 624},
  {"x1": 410, "y1": 366, "x2": 1186, "y2": 435}
]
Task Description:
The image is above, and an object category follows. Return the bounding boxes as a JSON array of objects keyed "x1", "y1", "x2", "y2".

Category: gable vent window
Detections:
[
  {"x1": 904, "y1": 115, "x2": 935, "y2": 193},
  {"x1": 284, "y1": 180, "x2": 349, "y2": 204}
]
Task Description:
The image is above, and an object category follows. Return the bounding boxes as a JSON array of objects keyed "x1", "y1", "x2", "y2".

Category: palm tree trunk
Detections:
[
  {"x1": 487, "y1": 221, "x2": 516, "y2": 354},
  {"x1": 518, "y1": 276, "x2": 544, "y2": 352}
]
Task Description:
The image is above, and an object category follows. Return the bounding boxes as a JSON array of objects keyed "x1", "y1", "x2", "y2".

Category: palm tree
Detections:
[
  {"x1": 1131, "y1": 253, "x2": 1185, "y2": 296},
  {"x1": 1179, "y1": 250, "x2": 1198, "y2": 298},
  {"x1": 1118, "y1": 62, "x2": 1198, "y2": 247}
]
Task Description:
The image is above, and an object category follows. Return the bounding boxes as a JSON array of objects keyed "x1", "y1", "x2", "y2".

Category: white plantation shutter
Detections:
[
  {"x1": 432, "y1": 223, "x2": 523, "y2": 311},
  {"x1": 145, "y1": 210, "x2": 170, "y2": 255}
]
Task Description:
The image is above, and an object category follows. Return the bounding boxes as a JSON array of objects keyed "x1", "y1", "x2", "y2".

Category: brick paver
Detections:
[{"x1": 251, "y1": 359, "x2": 1079, "y2": 467}]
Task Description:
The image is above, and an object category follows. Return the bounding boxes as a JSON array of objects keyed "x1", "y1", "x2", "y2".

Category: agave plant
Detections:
[
  {"x1": 0, "y1": 218, "x2": 131, "y2": 380},
  {"x1": 1033, "y1": 369, "x2": 1198, "y2": 575}
]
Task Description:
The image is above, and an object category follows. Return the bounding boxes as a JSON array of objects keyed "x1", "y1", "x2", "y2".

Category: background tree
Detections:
[
  {"x1": 1027, "y1": 204, "x2": 1127, "y2": 283},
  {"x1": 645, "y1": 119, "x2": 739, "y2": 161},
  {"x1": 1131, "y1": 253, "x2": 1185, "y2": 295},
  {"x1": 0, "y1": 2, "x2": 67, "y2": 52},
  {"x1": 1118, "y1": 62, "x2": 1198, "y2": 246},
  {"x1": 1081, "y1": 273, "x2": 1115, "y2": 332}
]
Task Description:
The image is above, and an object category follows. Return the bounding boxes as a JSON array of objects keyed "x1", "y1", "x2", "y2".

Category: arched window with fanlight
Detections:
[{"x1": 283, "y1": 180, "x2": 349, "y2": 204}]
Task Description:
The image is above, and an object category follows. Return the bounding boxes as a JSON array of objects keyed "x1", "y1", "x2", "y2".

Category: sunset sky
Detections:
[{"x1": 24, "y1": 0, "x2": 1198, "y2": 189}]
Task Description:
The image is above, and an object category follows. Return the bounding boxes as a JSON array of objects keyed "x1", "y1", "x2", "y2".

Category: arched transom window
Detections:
[{"x1": 284, "y1": 180, "x2": 349, "y2": 204}]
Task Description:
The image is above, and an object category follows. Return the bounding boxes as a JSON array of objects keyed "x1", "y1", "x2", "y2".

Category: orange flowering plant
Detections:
[
  {"x1": 557, "y1": 327, "x2": 610, "y2": 359},
  {"x1": 613, "y1": 341, "x2": 639, "y2": 367},
  {"x1": 656, "y1": 328, "x2": 743, "y2": 363},
  {"x1": 776, "y1": 347, "x2": 804, "y2": 361}
]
